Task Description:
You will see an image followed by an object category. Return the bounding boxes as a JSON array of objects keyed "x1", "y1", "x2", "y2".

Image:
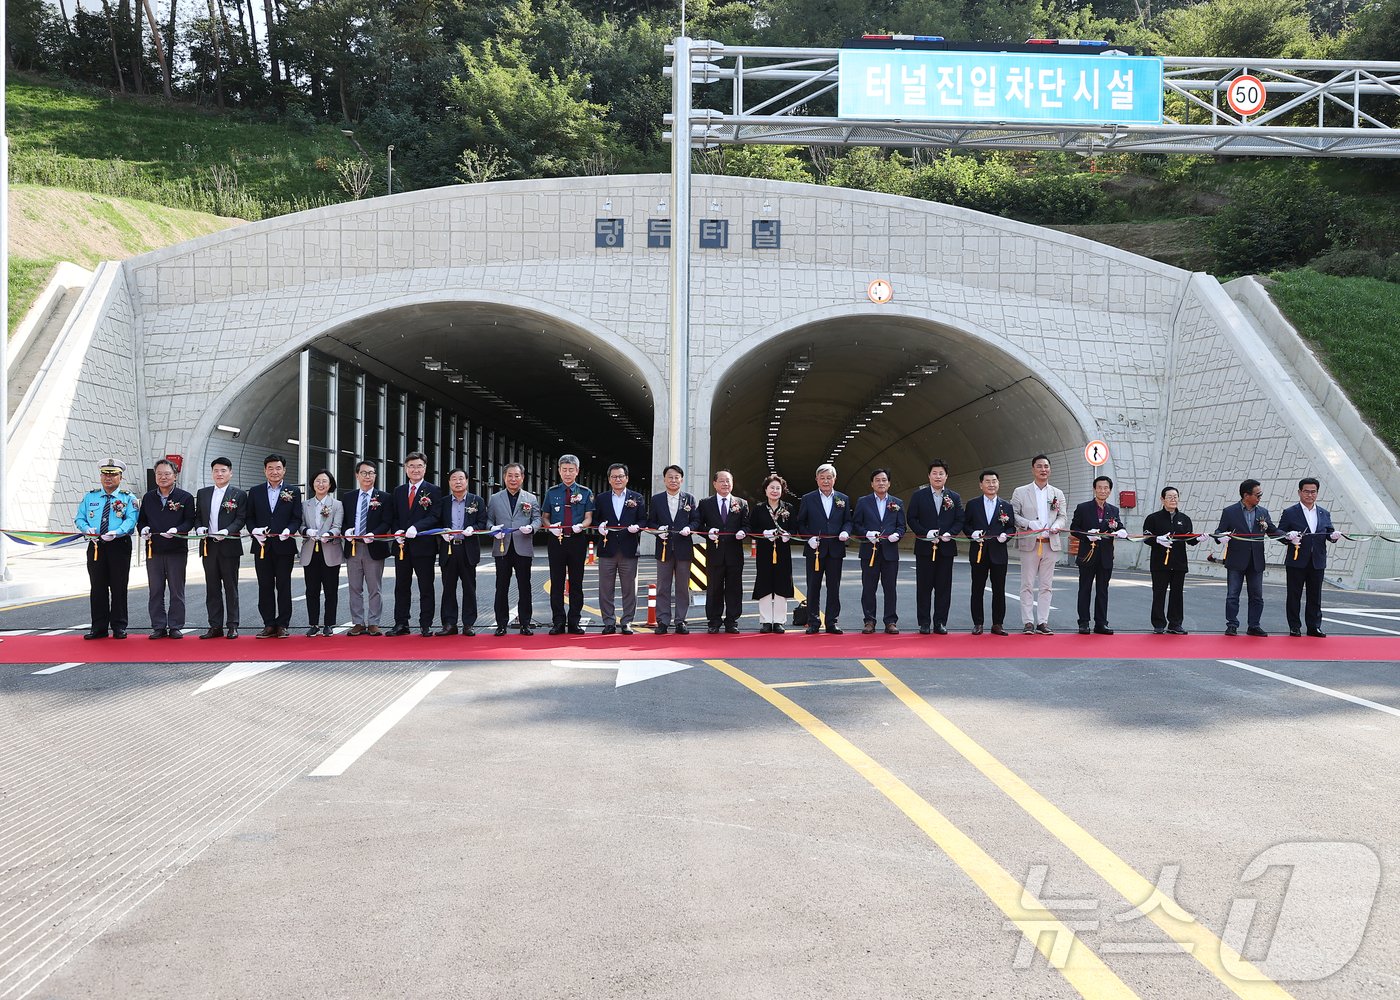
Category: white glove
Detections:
[
  {"x1": 658, "y1": 525, "x2": 669, "y2": 537},
  {"x1": 320, "y1": 529, "x2": 333, "y2": 539},
  {"x1": 940, "y1": 532, "x2": 952, "y2": 543},
  {"x1": 403, "y1": 525, "x2": 416, "y2": 539},
  {"x1": 161, "y1": 528, "x2": 177, "y2": 538},
  {"x1": 996, "y1": 532, "x2": 1008, "y2": 543},
  {"x1": 971, "y1": 530, "x2": 984, "y2": 541},
  {"x1": 780, "y1": 532, "x2": 791, "y2": 543},
  {"x1": 253, "y1": 527, "x2": 269, "y2": 541},
  {"x1": 1114, "y1": 528, "x2": 1128, "y2": 539},
  {"x1": 1086, "y1": 528, "x2": 1099, "y2": 539},
  {"x1": 708, "y1": 528, "x2": 720, "y2": 542},
  {"x1": 599, "y1": 523, "x2": 610, "y2": 537},
  {"x1": 1039, "y1": 530, "x2": 1050, "y2": 540},
  {"x1": 463, "y1": 526, "x2": 474, "y2": 538},
  {"x1": 492, "y1": 525, "x2": 506, "y2": 539},
  {"x1": 278, "y1": 528, "x2": 290, "y2": 541},
  {"x1": 1286, "y1": 530, "x2": 1302, "y2": 544},
  {"x1": 1049, "y1": 525, "x2": 1061, "y2": 535},
  {"x1": 518, "y1": 524, "x2": 533, "y2": 535},
  {"x1": 838, "y1": 531, "x2": 850, "y2": 542},
  {"x1": 571, "y1": 523, "x2": 584, "y2": 534},
  {"x1": 763, "y1": 529, "x2": 776, "y2": 540},
  {"x1": 100, "y1": 532, "x2": 117, "y2": 542},
  {"x1": 550, "y1": 526, "x2": 564, "y2": 538},
  {"x1": 865, "y1": 530, "x2": 878, "y2": 542},
  {"x1": 1156, "y1": 534, "x2": 1172, "y2": 548},
  {"x1": 1212, "y1": 532, "x2": 1227, "y2": 543},
  {"x1": 195, "y1": 526, "x2": 209, "y2": 536},
  {"x1": 680, "y1": 526, "x2": 691, "y2": 536},
  {"x1": 140, "y1": 526, "x2": 152, "y2": 538},
  {"x1": 888, "y1": 533, "x2": 900, "y2": 543},
  {"x1": 926, "y1": 530, "x2": 937, "y2": 541},
  {"x1": 735, "y1": 530, "x2": 747, "y2": 541},
  {"x1": 1329, "y1": 530, "x2": 1341, "y2": 542},
  {"x1": 808, "y1": 536, "x2": 820, "y2": 550},
  {"x1": 214, "y1": 528, "x2": 228, "y2": 537},
  {"x1": 627, "y1": 523, "x2": 640, "y2": 534}
]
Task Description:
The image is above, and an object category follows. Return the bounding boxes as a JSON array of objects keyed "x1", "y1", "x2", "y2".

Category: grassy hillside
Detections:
[{"x1": 7, "y1": 185, "x2": 243, "y2": 333}]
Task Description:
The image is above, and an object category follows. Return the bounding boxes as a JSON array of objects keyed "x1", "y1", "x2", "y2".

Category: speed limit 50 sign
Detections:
[{"x1": 1227, "y1": 75, "x2": 1267, "y2": 116}]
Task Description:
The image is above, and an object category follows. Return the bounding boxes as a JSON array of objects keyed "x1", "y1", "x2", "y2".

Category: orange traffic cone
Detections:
[
  {"x1": 587, "y1": 539, "x2": 596, "y2": 565},
  {"x1": 646, "y1": 583, "x2": 657, "y2": 627}
]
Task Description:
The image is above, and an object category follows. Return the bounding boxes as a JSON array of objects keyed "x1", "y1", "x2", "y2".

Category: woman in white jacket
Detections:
[{"x1": 300, "y1": 470, "x2": 344, "y2": 636}]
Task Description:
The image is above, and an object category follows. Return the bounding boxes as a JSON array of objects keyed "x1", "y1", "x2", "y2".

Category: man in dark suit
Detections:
[
  {"x1": 794, "y1": 463, "x2": 853, "y2": 634},
  {"x1": 137, "y1": 458, "x2": 197, "y2": 639},
  {"x1": 1141, "y1": 485, "x2": 1199, "y2": 635},
  {"x1": 906, "y1": 459, "x2": 965, "y2": 635},
  {"x1": 852, "y1": 468, "x2": 905, "y2": 634},
  {"x1": 647, "y1": 465, "x2": 699, "y2": 635},
  {"x1": 1214, "y1": 478, "x2": 1284, "y2": 636},
  {"x1": 245, "y1": 453, "x2": 303, "y2": 638},
  {"x1": 436, "y1": 468, "x2": 488, "y2": 636},
  {"x1": 963, "y1": 470, "x2": 1016, "y2": 636},
  {"x1": 389, "y1": 450, "x2": 442, "y2": 636},
  {"x1": 1277, "y1": 477, "x2": 1340, "y2": 637},
  {"x1": 1069, "y1": 475, "x2": 1129, "y2": 635},
  {"x1": 340, "y1": 459, "x2": 394, "y2": 636},
  {"x1": 695, "y1": 469, "x2": 749, "y2": 633},
  {"x1": 595, "y1": 463, "x2": 648, "y2": 634},
  {"x1": 194, "y1": 456, "x2": 247, "y2": 639}
]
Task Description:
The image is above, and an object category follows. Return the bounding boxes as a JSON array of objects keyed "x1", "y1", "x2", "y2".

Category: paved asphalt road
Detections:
[{"x1": 2, "y1": 557, "x2": 1399, "y2": 999}]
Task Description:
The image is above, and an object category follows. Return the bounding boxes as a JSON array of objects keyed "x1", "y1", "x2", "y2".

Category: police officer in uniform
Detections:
[
  {"x1": 75, "y1": 459, "x2": 140, "y2": 639},
  {"x1": 541, "y1": 454, "x2": 595, "y2": 635}
]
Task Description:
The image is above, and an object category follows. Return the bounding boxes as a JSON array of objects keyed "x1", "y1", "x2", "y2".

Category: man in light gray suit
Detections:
[
  {"x1": 1011, "y1": 454, "x2": 1068, "y2": 634},
  {"x1": 486, "y1": 461, "x2": 541, "y2": 636}
]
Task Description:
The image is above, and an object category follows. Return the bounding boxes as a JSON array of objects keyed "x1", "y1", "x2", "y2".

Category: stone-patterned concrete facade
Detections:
[{"x1": 7, "y1": 174, "x2": 1392, "y2": 585}]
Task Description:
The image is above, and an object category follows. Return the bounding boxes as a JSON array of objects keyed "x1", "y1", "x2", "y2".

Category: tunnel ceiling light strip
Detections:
[
  {"x1": 760, "y1": 352, "x2": 813, "y2": 475},
  {"x1": 827, "y1": 359, "x2": 943, "y2": 463}
]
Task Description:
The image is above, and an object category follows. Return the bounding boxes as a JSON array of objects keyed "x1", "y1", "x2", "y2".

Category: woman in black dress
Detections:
[
  {"x1": 751, "y1": 474, "x2": 795, "y2": 632},
  {"x1": 1141, "y1": 485, "x2": 1199, "y2": 634}
]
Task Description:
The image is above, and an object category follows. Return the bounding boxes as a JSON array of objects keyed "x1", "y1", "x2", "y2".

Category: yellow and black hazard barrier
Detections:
[{"x1": 689, "y1": 539, "x2": 708, "y2": 591}]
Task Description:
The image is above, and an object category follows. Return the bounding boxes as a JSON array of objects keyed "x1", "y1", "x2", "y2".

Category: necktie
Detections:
[
  {"x1": 408, "y1": 483, "x2": 418, "y2": 512},
  {"x1": 99, "y1": 496, "x2": 112, "y2": 534},
  {"x1": 562, "y1": 488, "x2": 573, "y2": 529},
  {"x1": 720, "y1": 498, "x2": 728, "y2": 520},
  {"x1": 357, "y1": 492, "x2": 369, "y2": 535}
]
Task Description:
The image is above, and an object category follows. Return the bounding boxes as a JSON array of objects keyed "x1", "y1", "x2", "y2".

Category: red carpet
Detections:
[{"x1": 2, "y1": 632, "x2": 1397, "y2": 665}]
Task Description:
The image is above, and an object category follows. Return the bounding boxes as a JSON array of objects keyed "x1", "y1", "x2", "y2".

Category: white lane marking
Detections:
[
  {"x1": 195, "y1": 661, "x2": 291, "y2": 694},
  {"x1": 1322, "y1": 617, "x2": 1400, "y2": 636},
  {"x1": 550, "y1": 659, "x2": 695, "y2": 688},
  {"x1": 309, "y1": 671, "x2": 450, "y2": 777},
  {"x1": 1327, "y1": 607, "x2": 1400, "y2": 616},
  {"x1": 1221, "y1": 659, "x2": 1400, "y2": 719},
  {"x1": 3, "y1": 629, "x2": 39, "y2": 636},
  {"x1": 31, "y1": 662, "x2": 85, "y2": 676},
  {"x1": 40, "y1": 625, "x2": 88, "y2": 636}
]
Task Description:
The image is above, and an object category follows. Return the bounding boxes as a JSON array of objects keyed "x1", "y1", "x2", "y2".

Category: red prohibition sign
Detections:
[{"x1": 1227, "y1": 74, "x2": 1267, "y2": 116}]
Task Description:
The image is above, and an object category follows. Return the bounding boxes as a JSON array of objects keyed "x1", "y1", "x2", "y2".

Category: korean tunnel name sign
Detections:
[{"x1": 837, "y1": 49, "x2": 1164, "y2": 126}]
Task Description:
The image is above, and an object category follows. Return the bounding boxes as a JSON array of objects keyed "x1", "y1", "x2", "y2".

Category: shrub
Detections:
[
  {"x1": 908, "y1": 152, "x2": 1016, "y2": 215},
  {"x1": 1308, "y1": 248, "x2": 1391, "y2": 280}
]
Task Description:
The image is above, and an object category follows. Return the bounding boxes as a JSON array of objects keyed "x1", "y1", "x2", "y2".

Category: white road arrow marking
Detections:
[
  {"x1": 195, "y1": 660, "x2": 291, "y2": 694},
  {"x1": 32, "y1": 662, "x2": 85, "y2": 675},
  {"x1": 550, "y1": 659, "x2": 694, "y2": 688}
]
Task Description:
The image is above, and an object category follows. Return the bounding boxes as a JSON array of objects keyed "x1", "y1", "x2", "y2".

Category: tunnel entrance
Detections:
[
  {"x1": 708, "y1": 314, "x2": 1093, "y2": 504},
  {"x1": 203, "y1": 301, "x2": 656, "y2": 496}
]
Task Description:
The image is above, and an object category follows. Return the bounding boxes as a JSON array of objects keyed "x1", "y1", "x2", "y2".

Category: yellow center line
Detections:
[
  {"x1": 706, "y1": 658, "x2": 1141, "y2": 1000},
  {"x1": 858, "y1": 658, "x2": 1298, "y2": 1000}
]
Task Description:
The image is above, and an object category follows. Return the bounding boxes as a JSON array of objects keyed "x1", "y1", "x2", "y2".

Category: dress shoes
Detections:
[
  {"x1": 462, "y1": 628, "x2": 476, "y2": 637},
  {"x1": 433, "y1": 626, "x2": 460, "y2": 637},
  {"x1": 306, "y1": 627, "x2": 321, "y2": 637},
  {"x1": 884, "y1": 624, "x2": 899, "y2": 635},
  {"x1": 494, "y1": 627, "x2": 509, "y2": 637},
  {"x1": 549, "y1": 624, "x2": 567, "y2": 636},
  {"x1": 708, "y1": 624, "x2": 721, "y2": 634},
  {"x1": 933, "y1": 624, "x2": 948, "y2": 635},
  {"x1": 971, "y1": 625, "x2": 984, "y2": 635},
  {"x1": 1166, "y1": 626, "x2": 1188, "y2": 635},
  {"x1": 602, "y1": 624, "x2": 618, "y2": 635},
  {"x1": 674, "y1": 623, "x2": 690, "y2": 635},
  {"x1": 568, "y1": 625, "x2": 586, "y2": 635},
  {"x1": 1094, "y1": 626, "x2": 1115, "y2": 635},
  {"x1": 1307, "y1": 629, "x2": 1327, "y2": 637},
  {"x1": 655, "y1": 624, "x2": 669, "y2": 635},
  {"x1": 824, "y1": 625, "x2": 843, "y2": 635},
  {"x1": 275, "y1": 627, "x2": 290, "y2": 638},
  {"x1": 1078, "y1": 625, "x2": 1092, "y2": 635},
  {"x1": 256, "y1": 626, "x2": 278, "y2": 639},
  {"x1": 384, "y1": 625, "x2": 411, "y2": 637},
  {"x1": 991, "y1": 625, "x2": 1009, "y2": 636},
  {"x1": 519, "y1": 626, "x2": 535, "y2": 636},
  {"x1": 418, "y1": 627, "x2": 433, "y2": 637},
  {"x1": 1153, "y1": 627, "x2": 1165, "y2": 634},
  {"x1": 862, "y1": 621, "x2": 876, "y2": 634},
  {"x1": 348, "y1": 624, "x2": 367, "y2": 636},
  {"x1": 1289, "y1": 628, "x2": 1303, "y2": 637},
  {"x1": 771, "y1": 623, "x2": 784, "y2": 634},
  {"x1": 1224, "y1": 625, "x2": 1239, "y2": 636},
  {"x1": 148, "y1": 628, "x2": 169, "y2": 640},
  {"x1": 620, "y1": 625, "x2": 635, "y2": 635},
  {"x1": 112, "y1": 630, "x2": 128, "y2": 639},
  {"x1": 82, "y1": 630, "x2": 108, "y2": 640},
  {"x1": 199, "y1": 628, "x2": 223, "y2": 640},
  {"x1": 1246, "y1": 626, "x2": 1269, "y2": 637},
  {"x1": 918, "y1": 626, "x2": 932, "y2": 635},
  {"x1": 225, "y1": 628, "x2": 238, "y2": 639},
  {"x1": 723, "y1": 624, "x2": 740, "y2": 634},
  {"x1": 805, "y1": 624, "x2": 821, "y2": 635},
  {"x1": 168, "y1": 629, "x2": 183, "y2": 639},
  {"x1": 1036, "y1": 623, "x2": 1054, "y2": 635},
  {"x1": 760, "y1": 623, "x2": 774, "y2": 634}
]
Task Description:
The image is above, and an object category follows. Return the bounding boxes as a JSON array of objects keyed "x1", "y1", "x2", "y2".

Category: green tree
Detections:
[
  {"x1": 827, "y1": 147, "x2": 915, "y2": 195},
  {"x1": 1157, "y1": 0, "x2": 1321, "y2": 58}
]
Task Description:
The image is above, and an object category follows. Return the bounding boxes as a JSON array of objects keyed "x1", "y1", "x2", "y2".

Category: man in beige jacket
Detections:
[{"x1": 1011, "y1": 455, "x2": 1068, "y2": 634}]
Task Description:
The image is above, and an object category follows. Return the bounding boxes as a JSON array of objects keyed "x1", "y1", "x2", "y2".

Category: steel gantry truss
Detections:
[{"x1": 664, "y1": 42, "x2": 1400, "y2": 158}]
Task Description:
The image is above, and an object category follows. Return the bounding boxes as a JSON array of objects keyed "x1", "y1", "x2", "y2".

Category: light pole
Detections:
[{"x1": 387, "y1": 145, "x2": 394, "y2": 196}]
